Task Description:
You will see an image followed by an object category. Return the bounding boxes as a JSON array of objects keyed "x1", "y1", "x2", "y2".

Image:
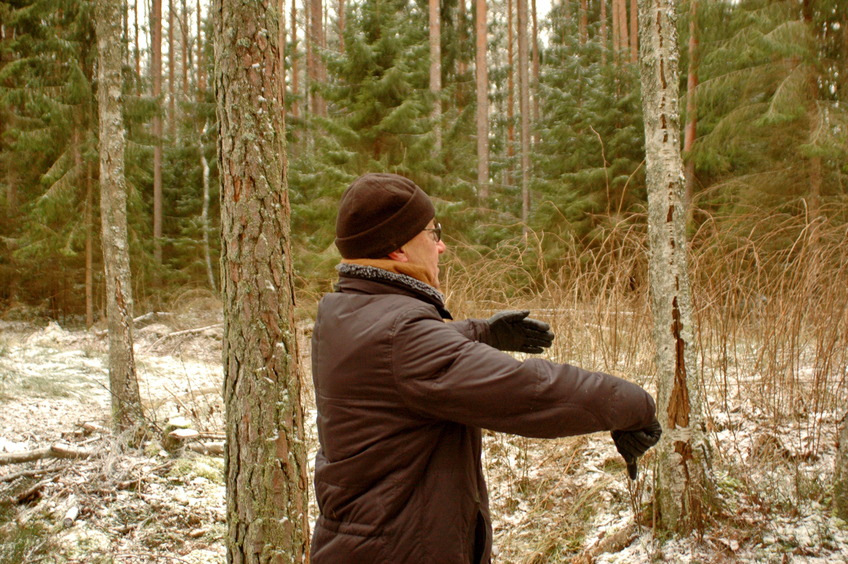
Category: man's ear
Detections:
[{"x1": 387, "y1": 247, "x2": 408, "y2": 262}]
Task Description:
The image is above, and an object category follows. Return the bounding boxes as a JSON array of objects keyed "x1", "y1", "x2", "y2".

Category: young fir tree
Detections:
[
  {"x1": 690, "y1": 0, "x2": 848, "y2": 223},
  {"x1": 533, "y1": 0, "x2": 645, "y2": 249},
  {"x1": 0, "y1": 0, "x2": 100, "y2": 316}
]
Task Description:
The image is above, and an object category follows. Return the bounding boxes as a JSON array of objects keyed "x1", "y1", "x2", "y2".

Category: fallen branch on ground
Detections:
[{"x1": 0, "y1": 443, "x2": 95, "y2": 466}]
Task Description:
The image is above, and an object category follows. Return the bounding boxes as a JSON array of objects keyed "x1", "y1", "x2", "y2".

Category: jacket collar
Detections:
[{"x1": 335, "y1": 263, "x2": 453, "y2": 320}]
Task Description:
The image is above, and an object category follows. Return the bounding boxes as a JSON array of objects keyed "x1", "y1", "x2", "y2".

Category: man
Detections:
[{"x1": 311, "y1": 173, "x2": 661, "y2": 563}]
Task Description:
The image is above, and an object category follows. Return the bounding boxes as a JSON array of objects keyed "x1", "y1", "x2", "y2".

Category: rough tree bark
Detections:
[
  {"x1": 214, "y1": 0, "x2": 310, "y2": 560},
  {"x1": 96, "y1": 0, "x2": 144, "y2": 437},
  {"x1": 475, "y1": 0, "x2": 489, "y2": 201},
  {"x1": 638, "y1": 0, "x2": 712, "y2": 533}
]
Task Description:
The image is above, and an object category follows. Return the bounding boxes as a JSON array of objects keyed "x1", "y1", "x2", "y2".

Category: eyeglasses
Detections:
[{"x1": 423, "y1": 222, "x2": 442, "y2": 243}]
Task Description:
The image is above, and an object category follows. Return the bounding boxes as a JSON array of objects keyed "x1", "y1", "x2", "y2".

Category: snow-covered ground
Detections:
[{"x1": 1, "y1": 319, "x2": 846, "y2": 563}]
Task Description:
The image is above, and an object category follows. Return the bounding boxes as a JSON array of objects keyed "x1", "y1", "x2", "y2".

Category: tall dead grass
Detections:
[{"x1": 443, "y1": 203, "x2": 848, "y2": 446}]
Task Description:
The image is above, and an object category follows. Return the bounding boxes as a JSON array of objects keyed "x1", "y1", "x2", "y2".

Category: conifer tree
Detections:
[
  {"x1": 0, "y1": 0, "x2": 101, "y2": 314},
  {"x1": 214, "y1": 0, "x2": 309, "y2": 558},
  {"x1": 690, "y1": 0, "x2": 848, "y2": 220}
]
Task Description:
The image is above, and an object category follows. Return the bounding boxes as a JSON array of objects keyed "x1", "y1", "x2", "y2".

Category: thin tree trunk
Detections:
[
  {"x1": 96, "y1": 0, "x2": 144, "y2": 437},
  {"x1": 337, "y1": 0, "x2": 345, "y2": 53},
  {"x1": 638, "y1": 0, "x2": 712, "y2": 533},
  {"x1": 579, "y1": 0, "x2": 587, "y2": 45},
  {"x1": 134, "y1": 0, "x2": 141, "y2": 78},
  {"x1": 152, "y1": 0, "x2": 164, "y2": 270},
  {"x1": 168, "y1": 0, "x2": 176, "y2": 138},
  {"x1": 196, "y1": 0, "x2": 205, "y2": 94},
  {"x1": 291, "y1": 0, "x2": 300, "y2": 120},
  {"x1": 682, "y1": 0, "x2": 698, "y2": 212},
  {"x1": 214, "y1": 0, "x2": 310, "y2": 558},
  {"x1": 85, "y1": 161, "x2": 94, "y2": 328},
  {"x1": 308, "y1": 0, "x2": 326, "y2": 117},
  {"x1": 429, "y1": 0, "x2": 442, "y2": 152},
  {"x1": 629, "y1": 0, "x2": 638, "y2": 62},
  {"x1": 518, "y1": 0, "x2": 530, "y2": 233},
  {"x1": 618, "y1": 0, "x2": 629, "y2": 61},
  {"x1": 601, "y1": 0, "x2": 608, "y2": 66},
  {"x1": 457, "y1": 0, "x2": 467, "y2": 100},
  {"x1": 612, "y1": 0, "x2": 620, "y2": 64},
  {"x1": 507, "y1": 0, "x2": 515, "y2": 186},
  {"x1": 201, "y1": 143, "x2": 216, "y2": 292},
  {"x1": 181, "y1": 0, "x2": 188, "y2": 97},
  {"x1": 475, "y1": 0, "x2": 489, "y2": 201},
  {"x1": 531, "y1": 0, "x2": 539, "y2": 145}
]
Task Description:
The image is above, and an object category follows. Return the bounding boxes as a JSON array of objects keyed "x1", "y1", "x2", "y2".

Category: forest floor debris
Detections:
[{"x1": 1, "y1": 319, "x2": 846, "y2": 563}]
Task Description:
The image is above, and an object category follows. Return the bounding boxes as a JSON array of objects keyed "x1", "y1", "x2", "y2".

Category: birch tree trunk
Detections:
[
  {"x1": 638, "y1": 0, "x2": 712, "y2": 533},
  {"x1": 96, "y1": 0, "x2": 144, "y2": 437},
  {"x1": 214, "y1": 0, "x2": 310, "y2": 559},
  {"x1": 475, "y1": 0, "x2": 489, "y2": 201},
  {"x1": 429, "y1": 0, "x2": 442, "y2": 152}
]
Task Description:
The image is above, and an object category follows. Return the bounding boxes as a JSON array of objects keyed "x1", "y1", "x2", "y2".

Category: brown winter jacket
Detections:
[{"x1": 310, "y1": 263, "x2": 657, "y2": 563}]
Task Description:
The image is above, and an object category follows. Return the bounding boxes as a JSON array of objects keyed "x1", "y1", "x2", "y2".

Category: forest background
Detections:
[
  {"x1": 2, "y1": 0, "x2": 846, "y2": 323},
  {"x1": 2, "y1": 0, "x2": 848, "y2": 559}
]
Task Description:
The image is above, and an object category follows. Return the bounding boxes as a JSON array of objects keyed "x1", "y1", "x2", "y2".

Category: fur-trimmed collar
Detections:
[{"x1": 335, "y1": 262, "x2": 451, "y2": 319}]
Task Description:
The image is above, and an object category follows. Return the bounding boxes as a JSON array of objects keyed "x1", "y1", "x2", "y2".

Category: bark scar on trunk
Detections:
[{"x1": 667, "y1": 295, "x2": 690, "y2": 429}]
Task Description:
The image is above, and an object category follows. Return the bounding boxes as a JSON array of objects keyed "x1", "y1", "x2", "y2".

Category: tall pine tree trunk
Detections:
[
  {"x1": 475, "y1": 0, "x2": 489, "y2": 201},
  {"x1": 152, "y1": 0, "x2": 164, "y2": 270},
  {"x1": 308, "y1": 0, "x2": 326, "y2": 117},
  {"x1": 96, "y1": 0, "x2": 144, "y2": 437},
  {"x1": 168, "y1": 0, "x2": 176, "y2": 138},
  {"x1": 618, "y1": 0, "x2": 629, "y2": 61},
  {"x1": 517, "y1": 0, "x2": 530, "y2": 232},
  {"x1": 600, "y1": 0, "x2": 608, "y2": 66},
  {"x1": 612, "y1": 0, "x2": 620, "y2": 64},
  {"x1": 629, "y1": 0, "x2": 638, "y2": 62},
  {"x1": 337, "y1": 0, "x2": 345, "y2": 53},
  {"x1": 429, "y1": 0, "x2": 442, "y2": 153},
  {"x1": 579, "y1": 0, "x2": 587, "y2": 45},
  {"x1": 291, "y1": 0, "x2": 300, "y2": 120},
  {"x1": 531, "y1": 0, "x2": 539, "y2": 144},
  {"x1": 638, "y1": 0, "x2": 711, "y2": 533},
  {"x1": 214, "y1": 0, "x2": 309, "y2": 559}
]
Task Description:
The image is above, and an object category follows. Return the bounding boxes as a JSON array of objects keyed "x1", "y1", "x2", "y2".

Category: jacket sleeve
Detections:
[
  {"x1": 392, "y1": 306, "x2": 656, "y2": 438},
  {"x1": 447, "y1": 319, "x2": 491, "y2": 344}
]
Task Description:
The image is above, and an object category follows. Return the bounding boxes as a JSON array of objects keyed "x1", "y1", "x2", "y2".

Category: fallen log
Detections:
[{"x1": 0, "y1": 443, "x2": 95, "y2": 466}]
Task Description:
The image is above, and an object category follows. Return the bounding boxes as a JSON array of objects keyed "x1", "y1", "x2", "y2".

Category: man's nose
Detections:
[{"x1": 437, "y1": 240, "x2": 446, "y2": 254}]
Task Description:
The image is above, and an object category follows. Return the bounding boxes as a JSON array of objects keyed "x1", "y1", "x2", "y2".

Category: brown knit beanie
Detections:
[{"x1": 335, "y1": 173, "x2": 436, "y2": 259}]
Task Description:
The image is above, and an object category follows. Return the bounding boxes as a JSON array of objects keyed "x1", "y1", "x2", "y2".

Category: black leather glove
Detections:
[
  {"x1": 486, "y1": 310, "x2": 555, "y2": 354},
  {"x1": 611, "y1": 419, "x2": 662, "y2": 480}
]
